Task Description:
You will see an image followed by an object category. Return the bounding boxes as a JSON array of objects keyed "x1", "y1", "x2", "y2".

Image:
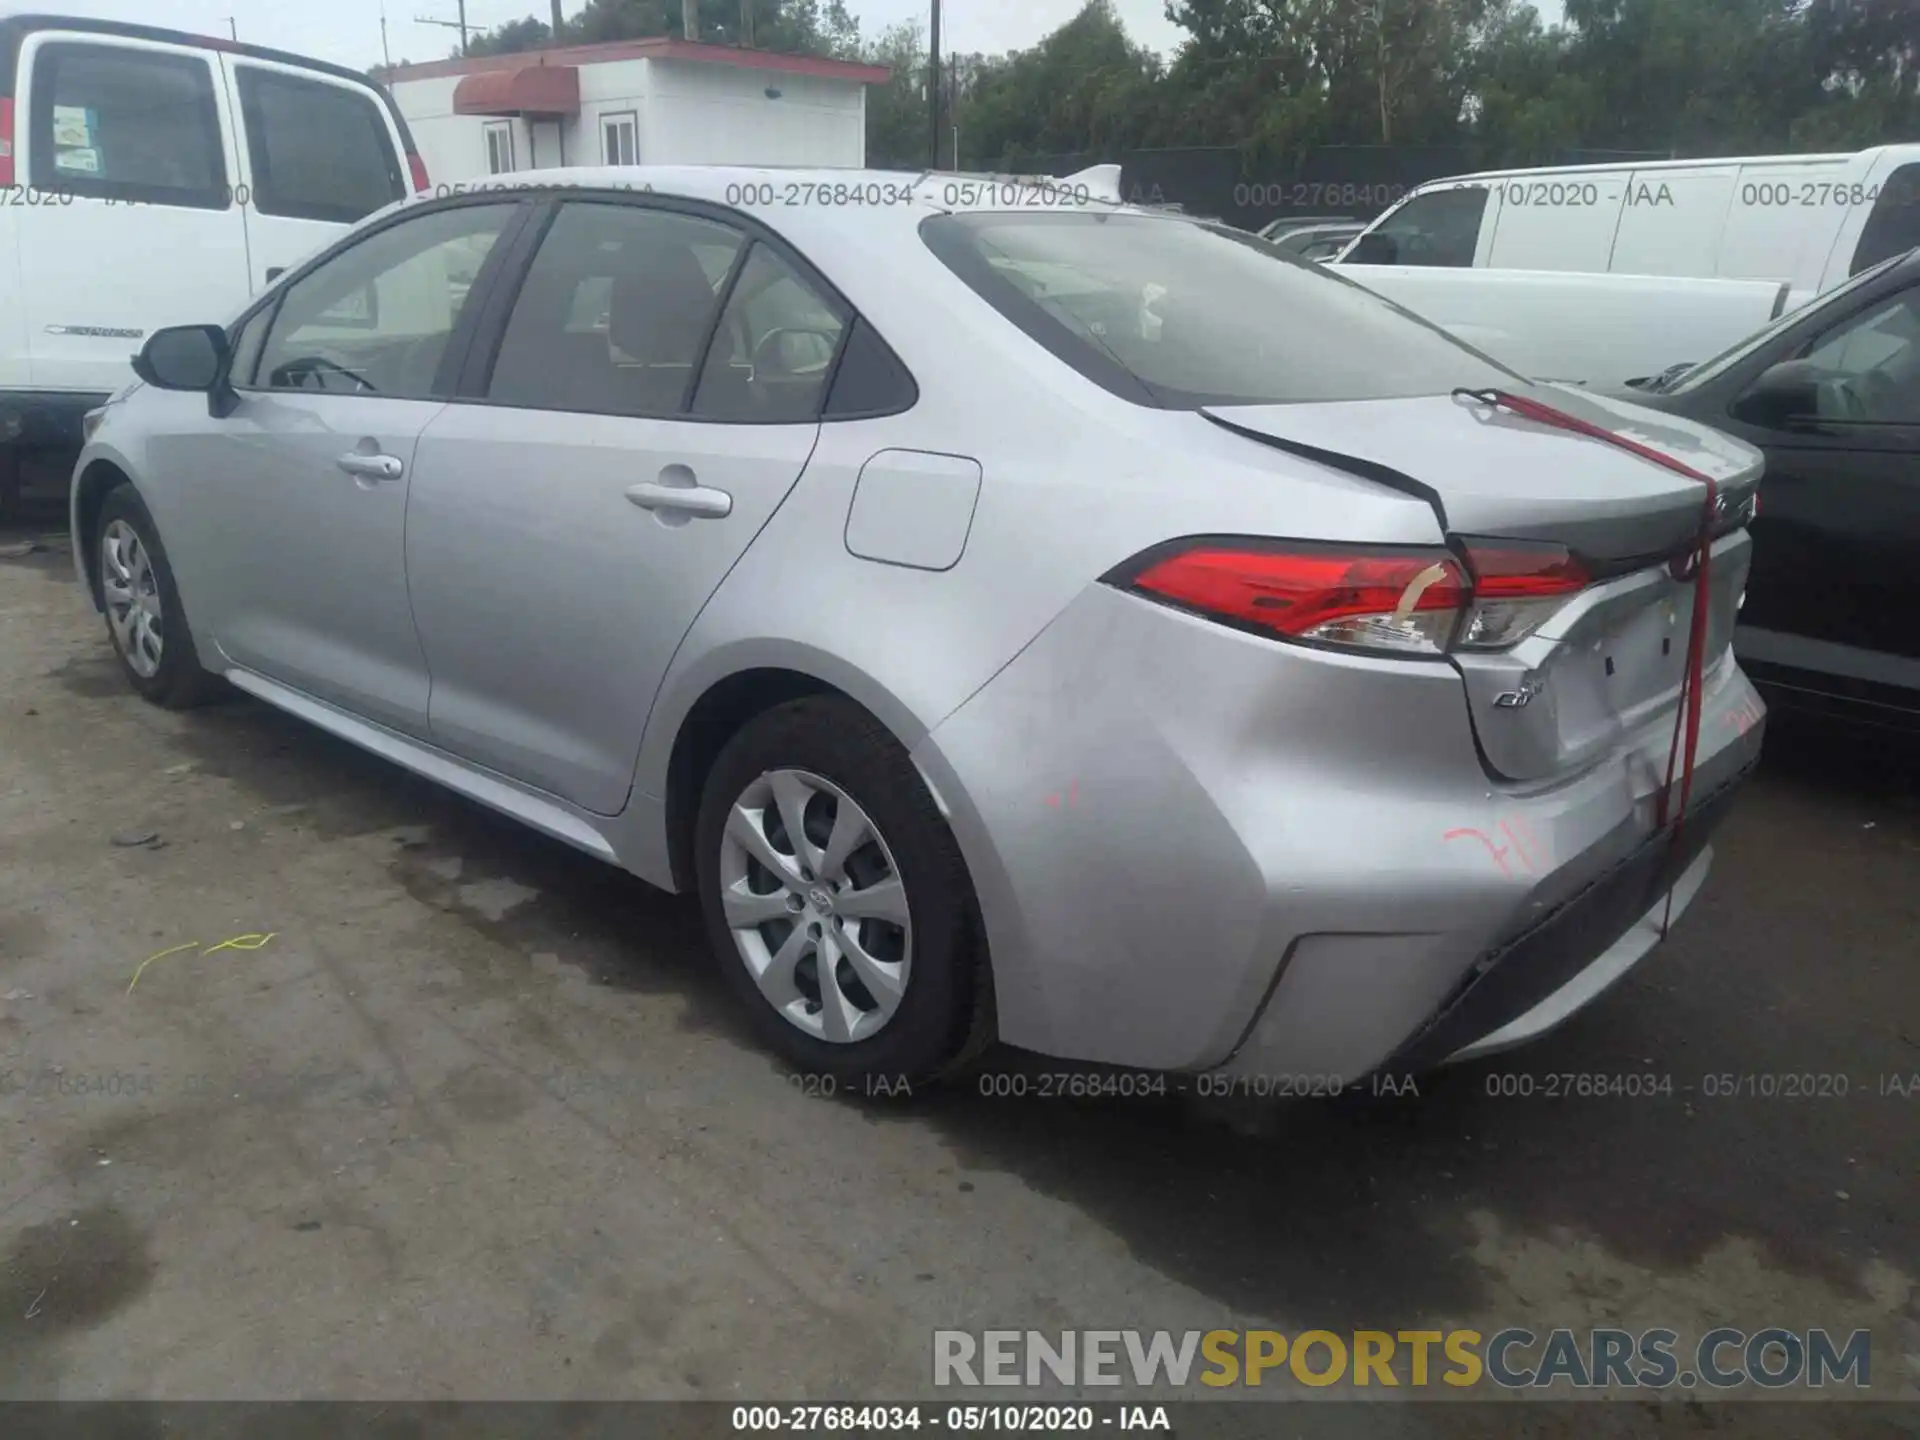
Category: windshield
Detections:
[
  {"x1": 921, "y1": 211, "x2": 1519, "y2": 408},
  {"x1": 1668, "y1": 254, "x2": 1908, "y2": 392}
]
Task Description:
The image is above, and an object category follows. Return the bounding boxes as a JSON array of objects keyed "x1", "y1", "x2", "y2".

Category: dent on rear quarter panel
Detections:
[{"x1": 913, "y1": 582, "x2": 1529, "y2": 1072}]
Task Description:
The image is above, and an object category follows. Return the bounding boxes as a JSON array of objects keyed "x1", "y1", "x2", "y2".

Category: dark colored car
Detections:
[
  {"x1": 1256, "y1": 216, "x2": 1365, "y2": 261},
  {"x1": 1622, "y1": 247, "x2": 1920, "y2": 729}
]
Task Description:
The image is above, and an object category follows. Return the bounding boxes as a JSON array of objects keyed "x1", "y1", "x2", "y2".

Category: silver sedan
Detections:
[{"x1": 73, "y1": 167, "x2": 1768, "y2": 1086}]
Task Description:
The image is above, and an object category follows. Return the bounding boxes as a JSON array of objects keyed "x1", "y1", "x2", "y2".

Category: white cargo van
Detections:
[
  {"x1": 0, "y1": 13, "x2": 429, "y2": 515},
  {"x1": 1335, "y1": 145, "x2": 1920, "y2": 301}
]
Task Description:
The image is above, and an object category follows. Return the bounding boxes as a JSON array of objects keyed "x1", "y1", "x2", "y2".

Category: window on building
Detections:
[
  {"x1": 602, "y1": 112, "x2": 638, "y2": 166},
  {"x1": 484, "y1": 121, "x2": 514, "y2": 175}
]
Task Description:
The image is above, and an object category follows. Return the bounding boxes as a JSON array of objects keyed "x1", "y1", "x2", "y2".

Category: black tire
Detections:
[
  {"x1": 94, "y1": 484, "x2": 223, "y2": 709},
  {"x1": 694, "y1": 696, "x2": 994, "y2": 1088}
]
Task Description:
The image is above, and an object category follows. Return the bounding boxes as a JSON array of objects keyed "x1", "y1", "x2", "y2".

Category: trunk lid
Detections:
[{"x1": 1203, "y1": 386, "x2": 1764, "y2": 783}]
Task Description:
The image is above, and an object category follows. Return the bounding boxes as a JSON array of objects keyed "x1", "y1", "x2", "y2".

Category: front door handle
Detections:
[
  {"x1": 337, "y1": 452, "x2": 404, "y2": 482},
  {"x1": 625, "y1": 480, "x2": 732, "y2": 519}
]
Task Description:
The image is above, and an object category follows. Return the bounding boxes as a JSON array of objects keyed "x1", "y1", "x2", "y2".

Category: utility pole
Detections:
[
  {"x1": 380, "y1": 2, "x2": 393, "y2": 67},
  {"x1": 225, "y1": 17, "x2": 237, "y2": 41},
  {"x1": 684, "y1": 0, "x2": 699, "y2": 41},
  {"x1": 551, "y1": 1, "x2": 564, "y2": 42},
  {"x1": 928, "y1": 0, "x2": 941, "y2": 170},
  {"x1": 741, "y1": 0, "x2": 753, "y2": 48},
  {"x1": 413, "y1": 0, "x2": 472, "y2": 56}
]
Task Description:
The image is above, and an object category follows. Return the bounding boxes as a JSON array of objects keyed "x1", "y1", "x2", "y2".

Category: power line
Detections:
[{"x1": 414, "y1": 0, "x2": 472, "y2": 56}]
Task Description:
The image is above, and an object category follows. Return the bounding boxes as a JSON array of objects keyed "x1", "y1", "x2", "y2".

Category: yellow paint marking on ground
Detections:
[
  {"x1": 127, "y1": 933, "x2": 276, "y2": 992},
  {"x1": 127, "y1": 942, "x2": 201, "y2": 995},
  {"x1": 201, "y1": 932, "x2": 277, "y2": 956}
]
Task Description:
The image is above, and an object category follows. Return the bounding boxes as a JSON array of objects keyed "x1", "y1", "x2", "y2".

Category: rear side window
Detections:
[
  {"x1": 236, "y1": 67, "x2": 404, "y2": 224},
  {"x1": 486, "y1": 202, "x2": 745, "y2": 417},
  {"x1": 692, "y1": 243, "x2": 846, "y2": 422},
  {"x1": 922, "y1": 211, "x2": 1516, "y2": 408},
  {"x1": 1850, "y1": 165, "x2": 1920, "y2": 276},
  {"x1": 29, "y1": 43, "x2": 227, "y2": 209},
  {"x1": 1347, "y1": 185, "x2": 1488, "y2": 267}
]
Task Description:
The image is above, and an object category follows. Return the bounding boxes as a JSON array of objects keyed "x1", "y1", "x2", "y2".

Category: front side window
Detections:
[
  {"x1": 1850, "y1": 164, "x2": 1920, "y2": 277},
  {"x1": 29, "y1": 43, "x2": 227, "y2": 208},
  {"x1": 602, "y1": 112, "x2": 638, "y2": 166},
  {"x1": 1794, "y1": 288, "x2": 1920, "y2": 422},
  {"x1": 226, "y1": 302, "x2": 275, "y2": 387},
  {"x1": 923, "y1": 211, "x2": 1517, "y2": 408},
  {"x1": 255, "y1": 202, "x2": 516, "y2": 398},
  {"x1": 236, "y1": 67, "x2": 404, "y2": 224},
  {"x1": 486, "y1": 202, "x2": 744, "y2": 417},
  {"x1": 692, "y1": 244, "x2": 847, "y2": 421},
  {"x1": 1344, "y1": 185, "x2": 1488, "y2": 267}
]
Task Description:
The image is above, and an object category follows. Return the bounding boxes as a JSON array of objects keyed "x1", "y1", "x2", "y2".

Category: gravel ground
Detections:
[{"x1": 2, "y1": 502, "x2": 1916, "y2": 1436}]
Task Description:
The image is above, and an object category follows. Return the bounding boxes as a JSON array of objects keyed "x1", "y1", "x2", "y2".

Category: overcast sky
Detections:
[{"x1": 4, "y1": 0, "x2": 1567, "y2": 72}]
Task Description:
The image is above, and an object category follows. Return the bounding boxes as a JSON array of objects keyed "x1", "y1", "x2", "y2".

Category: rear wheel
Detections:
[
  {"x1": 95, "y1": 485, "x2": 222, "y2": 709},
  {"x1": 694, "y1": 696, "x2": 992, "y2": 1087}
]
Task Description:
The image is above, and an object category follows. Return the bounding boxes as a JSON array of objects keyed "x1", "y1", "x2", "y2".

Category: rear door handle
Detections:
[
  {"x1": 337, "y1": 452, "x2": 404, "y2": 482},
  {"x1": 625, "y1": 480, "x2": 732, "y2": 519}
]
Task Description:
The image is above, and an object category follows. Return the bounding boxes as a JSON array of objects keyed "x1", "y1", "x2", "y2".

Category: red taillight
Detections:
[
  {"x1": 1461, "y1": 541, "x2": 1588, "y2": 598},
  {"x1": 1122, "y1": 541, "x2": 1471, "y2": 656},
  {"x1": 0, "y1": 97, "x2": 14, "y2": 188},
  {"x1": 407, "y1": 151, "x2": 430, "y2": 192},
  {"x1": 1115, "y1": 537, "x2": 1593, "y2": 657}
]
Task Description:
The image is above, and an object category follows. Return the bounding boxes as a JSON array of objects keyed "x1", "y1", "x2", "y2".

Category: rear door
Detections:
[
  {"x1": 405, "y1": 197, "x2": 836, "y2": 814},
  {"x1": 222, "y1": 56, "x2": 410, "y2": 295},
  {"x1": 14, "y1": 28, "x2": 249, "y2": 393}
]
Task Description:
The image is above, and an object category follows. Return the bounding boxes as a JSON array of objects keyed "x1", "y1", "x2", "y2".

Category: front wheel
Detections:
[
  {"x1": 694, "y1": 696, "x2": 992, "y2": 1087},
  {"x1": 95, "y1": 485, "x2": 222, "y2": 708}
]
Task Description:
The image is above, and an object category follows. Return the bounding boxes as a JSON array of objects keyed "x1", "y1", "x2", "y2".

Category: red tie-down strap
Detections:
[{"x1": 1452, "y1": 388, "x2": 1721, "y2": 937}]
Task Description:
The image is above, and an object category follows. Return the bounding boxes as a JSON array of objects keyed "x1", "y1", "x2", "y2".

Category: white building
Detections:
[{"x1": 381, "y1": 37, "x2": 890, "y2": 186}]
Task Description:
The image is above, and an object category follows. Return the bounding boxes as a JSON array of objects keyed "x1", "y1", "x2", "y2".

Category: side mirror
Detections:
[
  {"x1": 1730, "y1": 359, "x2": 1822, "y2": 429},
  {"x1": 1343, "y1": 231, "x2": 1398, "y2": 265},
  {"x1": 132, "y1": 325, "x2": 229, "y2": 392}
]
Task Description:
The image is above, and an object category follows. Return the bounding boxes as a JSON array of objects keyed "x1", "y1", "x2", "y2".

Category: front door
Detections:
[
  {"x1": 406, "y1": 198, "x2": 844, "y2": 813},
  {"x1": 172, "y1": 201, "x2": 522, "y2": 736},
  {"x1": 13, "y1": 29, "x2": 250, "y2": 395},
  {"x1": 1732, "y1": 283, "x2": 1920, "y2": 693}
]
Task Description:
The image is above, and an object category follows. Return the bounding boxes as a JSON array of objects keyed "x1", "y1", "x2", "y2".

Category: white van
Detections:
[
  {"x1": 1335, "y1": 145, "x2": 1920, "y2": 301},
  {"x1": 0, "y1": 13, "x2": 428, "y2": 514}
]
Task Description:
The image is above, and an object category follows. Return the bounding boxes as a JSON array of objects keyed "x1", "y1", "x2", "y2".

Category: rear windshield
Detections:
[{"x1": 921, "y1": 211, "x2": 1518, "y2": 408}]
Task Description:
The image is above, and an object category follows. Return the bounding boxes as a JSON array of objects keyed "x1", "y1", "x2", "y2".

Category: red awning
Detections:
[{"x1": 453, "y1": 64, "x2": 581, "y2": 118}]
